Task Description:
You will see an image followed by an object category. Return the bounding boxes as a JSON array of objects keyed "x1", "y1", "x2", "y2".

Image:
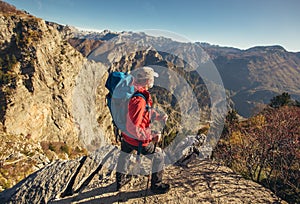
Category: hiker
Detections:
[{"x1": 115, "y1": 66, "x2": 170, "y2": 194}]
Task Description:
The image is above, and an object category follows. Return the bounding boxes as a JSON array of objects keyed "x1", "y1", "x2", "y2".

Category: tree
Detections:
[{"x1": 269, "y1": 92, "x2": 292, "y2": 108}]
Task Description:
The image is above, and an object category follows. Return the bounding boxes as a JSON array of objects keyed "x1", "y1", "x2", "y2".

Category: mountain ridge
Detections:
[
  {"x1": 66, "y1": 29, "x2": 300, "y2": 116},
  {"x1": 69, "y1": 27, "x2": 299, "y2": 53}
]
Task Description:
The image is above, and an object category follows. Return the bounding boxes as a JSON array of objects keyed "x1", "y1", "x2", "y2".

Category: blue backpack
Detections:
[{"x1": 105, "y1": 71, "x2": 148, "y2": 142}]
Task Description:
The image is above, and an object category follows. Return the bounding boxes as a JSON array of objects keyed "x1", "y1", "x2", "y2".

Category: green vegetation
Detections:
[
  {"x1": 0, "y1": 54, "x2": 18, "y2": 87},
  {"x1": 14, "y1": 20, "x2": 41, "y2": 48},
  {"x1": 213, "y1": 94, "x2": 300, "y2": 203},
  {"x1": 269, "y1": 92, "x2": 293, "y2": 108},
  {"x1": 0, "y1": 160, "x2": 36, "y2": 190},
  {"x1": 0, "y1": 132, "x2": 87, "y2": 191},
  {"x1": 61, "y1": 46, "x2": 66, "y2": 55},
  {"x1": 0, "y1": 53, "x2": 19, "y2": 122},
  {"x1": 0, "y1": 133, "x2": 39, "y2": 191},
  {"x1": 40, "y1": 141, "x2": 87, "y2": 161},
  {"x1": 60, "y1": 144, "x2": 70, "y2": 155}
]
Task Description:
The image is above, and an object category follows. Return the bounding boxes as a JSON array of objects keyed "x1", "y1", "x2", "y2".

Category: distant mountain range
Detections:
[
  {"x1": 66, "y1": 28, "x2": 300, "y2": 117},
  {"x1": 202, "y1": 44, "x2": 300, "y2": 116}
]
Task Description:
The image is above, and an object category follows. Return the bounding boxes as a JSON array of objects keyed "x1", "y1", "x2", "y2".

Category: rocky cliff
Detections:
[
  {"x1": 0, "y1": 5, "x2": 118, "y2": 146},
  {"x1": 0, "y1": 145, "x2": 287, "y2": 204},
  {"x1": 0, "y1": 13, "x2": 82, "y2": 143},
  {"x1": 0, "y1": 5, "x2": 114, "y2": 190}
]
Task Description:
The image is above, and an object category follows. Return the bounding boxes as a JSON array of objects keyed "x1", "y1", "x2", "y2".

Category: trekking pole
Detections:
[
  {"x1": 161, "y1": 119, "x2": 167, "y2": 150},
  {"x1": 136, "y1": 141, "x2": 142, "y2": 163},
  {"x1": 144, "y1": 119, "x2": 167, "y2": 203},
  {"x1": 144, "y1": 139, "x2": 157, "y2": 204}
]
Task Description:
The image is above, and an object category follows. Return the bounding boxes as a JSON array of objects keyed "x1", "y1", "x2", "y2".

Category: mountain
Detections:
[
  {"x1": 65, "y1": 30, "x2": 222, "y2": 147},
  {"x1": 68, "y1": 30, "x2": 300, "y2": 117},
  {"x1": 202, "y1": 44, "x2": 300, "y2": 116}
]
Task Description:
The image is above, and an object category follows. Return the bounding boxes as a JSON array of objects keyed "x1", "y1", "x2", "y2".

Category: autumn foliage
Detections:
[{"x1": 213, "y1": 106, "x2": 300, "y2": 203}]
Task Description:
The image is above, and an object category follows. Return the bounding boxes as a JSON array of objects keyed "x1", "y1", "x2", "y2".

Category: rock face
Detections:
[
  {"x1": 0, "y1": 145, "x2": 286, "y2": 204},
  {"x1": 0, "y1": 11, "x2": 113, "y2": 147},
  {"x1": 0, "y1": 6, "x2": 115, "y2": 190},
  {"x1": 0, "y1": 13, "x2": 83, "y2": 143}
]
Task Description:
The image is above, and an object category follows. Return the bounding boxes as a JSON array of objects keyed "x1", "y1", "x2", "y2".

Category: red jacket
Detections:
[{"x1": 122, "y1": 88, "x2": 159, "y2": 147}]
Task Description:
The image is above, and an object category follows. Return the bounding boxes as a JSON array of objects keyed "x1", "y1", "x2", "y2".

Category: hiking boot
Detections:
[
  {"x1": 150, "y1": 183, "x2": 170, "y2": 194},
  {"x1": 116, "y1": 174, "x2": 132, "y2": 191}
]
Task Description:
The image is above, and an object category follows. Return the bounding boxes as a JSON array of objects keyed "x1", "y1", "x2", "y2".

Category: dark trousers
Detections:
[{"x1": 116, "y1": 139, "x2": 164, "y2": 187}]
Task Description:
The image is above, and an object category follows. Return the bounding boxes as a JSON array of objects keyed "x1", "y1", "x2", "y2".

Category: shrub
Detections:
[
  {"x1": 213, "y1": 106, "x2": 300, "y2": 203},
  {"x1": 269, "y1": 92, "x2": 293, "y2": 108},
  {"x1": 48, "y1": 143, "x2": 56, "y2": 152},
  {"x1": 60, "y1": 144, "x2": 70, "y2": 155},
  {"x1": 41, "y1": 141, "x2": 88, "y2": 160}
]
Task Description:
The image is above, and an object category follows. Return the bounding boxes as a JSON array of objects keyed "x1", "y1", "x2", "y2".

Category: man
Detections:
[{"x1": 116, "y1": 66, "x2": 170, "y2": 194}]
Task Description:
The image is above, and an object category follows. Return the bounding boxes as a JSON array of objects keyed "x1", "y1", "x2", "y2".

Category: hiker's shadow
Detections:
[
  {"x1": 51, "y1": 183, "x2": 154, "y2": 204},
  {"x1": 82, "y1": 189, "x2": 151, "y2": 204}
]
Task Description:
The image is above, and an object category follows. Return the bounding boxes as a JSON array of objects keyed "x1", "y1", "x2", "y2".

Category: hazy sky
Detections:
[{"x1": 5, "y1": 0, "x2": 300, "y2": 52}]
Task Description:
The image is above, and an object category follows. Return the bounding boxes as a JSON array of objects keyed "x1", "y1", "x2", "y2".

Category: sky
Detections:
[{"x1": 4, "y1": 0, "x2": 300, "y2": 52}]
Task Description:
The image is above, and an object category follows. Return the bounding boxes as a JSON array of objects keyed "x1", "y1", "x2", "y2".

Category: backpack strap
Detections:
[
  {"x1": 132, "y1": 92, "x2": 146, "y2": 100},
  {"x1": 131, "y1": 92, "x2": 150, "y2": 161},
  {"x1": 132, "y1": 92, "x2": 150, "y2": 111}
]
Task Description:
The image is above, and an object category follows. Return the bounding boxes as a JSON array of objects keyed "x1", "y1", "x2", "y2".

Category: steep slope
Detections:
[
  {"x1": 0, "y1": 7, "x2": 84, "y2": 143},
  {"x1": 0, "y1": 3, "x2": 112, "y2": 191},
  {"x1": 0, "y1": 2, "x2": 294, "y2": 203},
  {"x1": 0, "y1": 145, "x2": 286, "y2": 204},
  {"x1": 67, "y1": 38, "x2": 103, "y2": 57}
]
